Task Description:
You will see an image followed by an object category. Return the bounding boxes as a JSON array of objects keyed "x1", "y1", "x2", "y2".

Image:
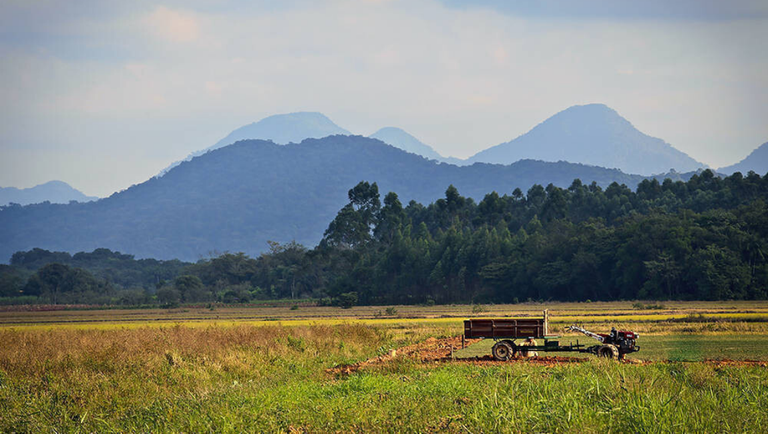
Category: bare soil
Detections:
[{"x1": 327, "y1": 336, "x2": 768, "y2": 376}]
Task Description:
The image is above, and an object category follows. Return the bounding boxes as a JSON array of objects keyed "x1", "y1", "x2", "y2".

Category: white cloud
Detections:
[{"x1": 144, "y1": 6, "x2": 200, "y2": 43}]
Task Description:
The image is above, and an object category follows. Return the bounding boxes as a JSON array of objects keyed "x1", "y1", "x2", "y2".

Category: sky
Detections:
[{"x1": 1, "y1": 0, "x2": 767, "y2": 197}]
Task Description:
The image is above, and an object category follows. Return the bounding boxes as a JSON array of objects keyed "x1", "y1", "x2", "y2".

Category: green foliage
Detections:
[
  {"x1": 0, "y1": 136, "x2": 691, "y2": 263},
  {"x1": 3, "y1": 170, "x2": 768, "y2": 305},
  {"x1": 336, "y1": 292, "x2": 358, "y2": 309},
  {"x1": 9, "y1": 247, "x2": 188, "y2": 290},
  {"x1": 1, "y1": 324, "x2": 767, "y2": 432},
  {"x1": 471, "y1": 304, "x2": 488, "y2": 313}
]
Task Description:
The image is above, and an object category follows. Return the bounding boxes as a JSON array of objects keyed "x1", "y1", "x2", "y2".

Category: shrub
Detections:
[
  {"x1": 472, "y1": 304, "x2": 487, "y2": 313},
  {"x1": 336, "y1": 292, "x2": 358, "y2": 309}
]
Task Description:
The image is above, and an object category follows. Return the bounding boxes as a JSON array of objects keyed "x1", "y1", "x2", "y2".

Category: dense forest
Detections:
[
  {"x1": 0, "y1": 136, "x2": 697, "y2": 262},
  {"x1": 2, "y1": 169, "x2": 767, "y2": 306}
]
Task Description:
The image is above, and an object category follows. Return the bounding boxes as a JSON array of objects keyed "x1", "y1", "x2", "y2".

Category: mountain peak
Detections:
[
  {"x1": 369, "y1": 127, "x2": 464, "y2": 164},
  {"x1": 718, "y1": 142, "x2": 768, "y2": 175},
  {"x1": 468, "y1": 104, "x2": 704, "y2": 175},
  {"x1": 156, "y1": 111, "x2": 352, "y2": 177},
  {"x1": 214, "y1": 111, "x2": 351, "y2": 149},
  {"x1": 0, "y1": 180, "x2": 97, "y2": 206}
]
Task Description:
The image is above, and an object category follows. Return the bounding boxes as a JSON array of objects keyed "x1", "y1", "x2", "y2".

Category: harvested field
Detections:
[
  {"x1": 2, "y1": 303, "x2": 768, "y2": 431},
  {"x1": 3, "y1": 300, "x2": 768, "y2": 331},
  {"x1": 328, "y1": 335, "x2": 768, "y2": 376}
]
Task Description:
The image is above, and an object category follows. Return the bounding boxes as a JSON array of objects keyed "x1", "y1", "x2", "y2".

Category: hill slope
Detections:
[
  {"x1": 468, "y1": 104, "x2": 705, "y2": 175},
  {"x1": 158, "y1": 112, "x2": 351, "y2": 176},
  {"x1": 718, "y1": 142, "x2": 768, "y2": 175},
  {"x1": 369, "y1": 127, "x2": 463, "y2": 164},
  {"x1": 0, "y1": 181, "x2": 97, "y2": 206},
  {"x1": 1, "y1": 136, "x2": 690, "y2": 262},
  {"x1": 211, "y1": 112, "x2": 351, "y2": 149}
]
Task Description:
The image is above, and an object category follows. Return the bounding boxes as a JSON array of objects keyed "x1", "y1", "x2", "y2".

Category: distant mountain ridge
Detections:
[
  {"x1": 468, "y1": 104, "x2": 705, "y2": 175},
  {"x1": 212, "y1": 112, "x2": 351, "y2": 149},
  {"x1": 0, "y1": 181, "x2": 97, "y2": 206},
  {"x1": 157, "y1": 112, "x2": 351, "y2": 176},
  {"x1": 368, "y1": 127, "x2": 465, "y2": 164},
  {"x1": 718, "y1": 142, "x2": 768, "y2": 175},
  {"x1": 159, "y1": 104, "x2": 706, "y2": 177},
  {"x1": 0, "y1": 136, "x2": 699, "y2": 262}
]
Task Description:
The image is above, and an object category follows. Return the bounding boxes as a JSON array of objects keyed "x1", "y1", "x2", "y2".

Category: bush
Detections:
[
  {"x1": 385, "y1": 307, "x2": 398, "y2": 316},
  {"x1": 156, "y1": 286, "x2": 181, "y2": 307},
  {"x1": 336, "y1": 292, "x2": 358, "y2": 309}
]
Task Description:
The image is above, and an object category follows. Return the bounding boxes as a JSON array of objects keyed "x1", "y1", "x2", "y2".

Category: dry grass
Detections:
[
  {"x1": 2, "y1": 322, "x2": 767, "y2": 432},
  {"x1": 3, "y1": 300, "x2": 768, "y2": 334}
]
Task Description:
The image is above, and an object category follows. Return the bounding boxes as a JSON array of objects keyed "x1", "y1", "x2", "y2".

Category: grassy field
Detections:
[
  {"x1": 455, "y1": 334, "x2": 768, "y2": 361},
  {"x1": 1, "y1": 302, "x2": 767, "y2": 432}
]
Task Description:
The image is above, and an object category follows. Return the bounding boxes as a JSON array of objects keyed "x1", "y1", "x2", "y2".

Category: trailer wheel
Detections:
[
  {"x1": 597, "y1": 344, "x2": 619, "y2": 360},
  {"x1": 492, "y1": 341, "x2": 514, "y2": 361}
]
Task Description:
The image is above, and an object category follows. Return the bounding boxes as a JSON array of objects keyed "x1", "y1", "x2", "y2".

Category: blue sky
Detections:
[{"x1": 1, "y1": 0, "x2": 767, "y2": 196}]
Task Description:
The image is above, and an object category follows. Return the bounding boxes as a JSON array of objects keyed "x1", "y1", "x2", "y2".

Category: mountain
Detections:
[
  {"x1": 211, "y1": 112, "x2": 351, "y2": 149},
  {"x1": 369, "y1": 127, "x2": 464, "y2": 164},
  {"x1": 1, "y1": 135, "x2": 692, "y2": 262},
  {"x1": 718, "y1": 142, "x2": 768, "y2": 175},
  {"x1": 0, "y1": 181, "x2": 97, "y2": 206},
  {"x1": 467, "y1": 104, "x2": 705, "y2": 175},
  {"x1": 157, "y1": 112, "x2": 351, "y2": 176}
]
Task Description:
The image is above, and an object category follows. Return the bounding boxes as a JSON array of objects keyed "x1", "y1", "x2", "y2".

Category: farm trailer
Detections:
[{"x1": 463, "y1": 310, "x2": 640, "y2": 360}]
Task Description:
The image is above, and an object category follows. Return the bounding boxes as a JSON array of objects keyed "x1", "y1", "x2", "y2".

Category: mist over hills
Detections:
[
  {"x1": 0, "y1": 135, "x2": 690, "y2": 262},
  {"x1": 718, "y1": 142, "x2": 768, "y2": 175},
  {"x1": 157, "y1": 112, "x2": 351, "y2": 176},
  {"x1": 0, "y1": 181, "x2": 97, "y2": 206},
  {"x1": 369, "y1": 127, "x2": 465, "y2": 164},
  {"x1": 157, "y1": 104, "x2": 710, "y2": 180},
  {"x1": 468, "y1": 104, "x2": 705, "y2": 175},
  {"x1": 211, "y1": 112, "x2": 351, "y2": 149}
]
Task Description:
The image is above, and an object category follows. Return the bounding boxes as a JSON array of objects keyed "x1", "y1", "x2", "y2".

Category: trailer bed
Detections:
[{"x1": 464, "y1": 318, "x2": 547, "y2": 339}]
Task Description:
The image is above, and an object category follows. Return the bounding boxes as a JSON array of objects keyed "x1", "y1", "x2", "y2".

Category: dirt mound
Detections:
[
  {"x1": 327, "y1": 337, "x2": 768, "y2": 376},
  {"x1": 327, "y1": 336, "x2": 587, "y2": 375},
  {"x1": 326, "y1": 336, "x2": 467, "y2": 375},
  {"x1": 702, "y1": 359, "x2": 768, "y2": 368}
]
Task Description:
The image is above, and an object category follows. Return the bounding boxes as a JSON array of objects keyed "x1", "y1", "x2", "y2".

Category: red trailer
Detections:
[{"x1": 463, "y1": 310, "x2": 640, "y2": 360}]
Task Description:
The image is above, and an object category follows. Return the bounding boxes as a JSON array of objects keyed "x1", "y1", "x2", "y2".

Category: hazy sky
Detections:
[{"x1": 2, "y1": 0, "x2": 767, "y2": 197}]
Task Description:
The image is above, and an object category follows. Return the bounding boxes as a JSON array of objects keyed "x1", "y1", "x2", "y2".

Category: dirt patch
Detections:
[
  {"x1": 701, "y1": 359, "x2": 768, "y2": 368},
  {"x1": 327, "y1": 336, "x2": 589, "y2": 375},
  {"x1": 326, "y1": 336, "x2": 768, "y2": 376}
]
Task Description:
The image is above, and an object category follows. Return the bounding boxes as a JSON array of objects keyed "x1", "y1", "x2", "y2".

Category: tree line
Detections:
[{"x1": 2, "y1": 169, "x2": 767, "y2": 306}]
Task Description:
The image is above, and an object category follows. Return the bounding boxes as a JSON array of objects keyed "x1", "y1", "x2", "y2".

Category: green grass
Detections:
[
  {"x1": 456, "y1": 335, "x2": 768, "y2": 361},
  {"x1": 2, "y1": 306, "x2": 768, "y2": 432},
  {"x1": 4, "y1": 352, "x2": 766, "y2": 432}
]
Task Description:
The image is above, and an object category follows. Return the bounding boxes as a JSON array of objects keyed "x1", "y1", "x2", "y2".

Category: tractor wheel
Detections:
[
  {"x1": 502, "y1": 340, "x2": 518, "y2": 357},
  {"x1": 492, "y1": 341, "x2": 514, "y2": 361},
  {"x1": 597, "y1": 344, "x2": 619, "y2": 360}
]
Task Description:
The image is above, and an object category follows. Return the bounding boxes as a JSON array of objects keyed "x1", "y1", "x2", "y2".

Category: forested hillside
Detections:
[
  {"x1": 1, "y1": 135, "x2": 678, "y2": 262},
  {"x1": 3, "y1": 170, "x2": 767, "y2": 305}
]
